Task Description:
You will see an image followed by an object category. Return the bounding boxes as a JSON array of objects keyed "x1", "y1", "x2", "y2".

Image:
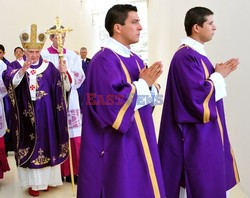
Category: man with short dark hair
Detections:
[
  {"x1": 0, "y1": 44, "x2": 10, "y2": 65},
  {"x1": 14, "y1": 46, "x2": 24, "y2": 61},
  {"x1": 158, "y1": 7, "x2": 240, "y2": 198},
  {"x1": 77, "y1": 4, "x2": 165, "y2": 198}
]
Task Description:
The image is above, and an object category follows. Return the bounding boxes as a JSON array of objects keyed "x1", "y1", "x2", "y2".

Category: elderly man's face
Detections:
[{"x1": 25, "y1": 49, "x2": 41, "y2": 64}]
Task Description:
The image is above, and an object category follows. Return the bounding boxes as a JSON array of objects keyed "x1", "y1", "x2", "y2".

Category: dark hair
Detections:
[
  {"x1": 184, "y1": 7, "x2": 214, "y2": 36},
  {"x1": 105, "y1": 4, "x2": 137, "y2": 37},
  {"x1": 49, "y1": 25, "x2": 65, "y2": 38},
  {"x1": 0, "y1": 44, "x2": 5, "y2": 52},
  {"x1": 14, "y1": 47, "x2": 24, "y2": 53}
]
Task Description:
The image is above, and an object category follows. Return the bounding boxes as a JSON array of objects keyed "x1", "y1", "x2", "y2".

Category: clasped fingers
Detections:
[{"x1": 139, "y1": 61, "x2": 163, "y2": 87}]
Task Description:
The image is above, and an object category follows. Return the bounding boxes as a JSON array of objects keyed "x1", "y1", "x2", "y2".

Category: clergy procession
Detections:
[{"x1": 0, "y1": 3, "x2": 241, "y2": 198}]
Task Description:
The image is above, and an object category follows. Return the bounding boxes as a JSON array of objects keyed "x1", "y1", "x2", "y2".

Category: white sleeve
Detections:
[
  {"x1": 133, "y1": 78, "x2": 152, "y2": 111},
  {"x1": 209, "y1": 72, "x2": 227, "y2": 101},
  {"x1": 12, "y1": 70, "x2": 25, "y2": 88},
  {"x1": 0, "y1": 78, "x2": 7, "y2": 98},
  {"x1": 67, "y1": 52, "x2": 85, "y2": 89},
  {"x1": 150, "y1": 85, "x2": 159, "y2": 107},
  {"x1": 0, "y1": 62, "x2": 7, "y2": 98}
]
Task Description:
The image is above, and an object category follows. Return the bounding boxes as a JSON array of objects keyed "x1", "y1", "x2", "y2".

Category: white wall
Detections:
[
  {"x1": 0, "y1": 0, "x2": 98, "y2": 61},
  {"x1": 148, "y1": 0, "x2": 250, "y2": 196}
]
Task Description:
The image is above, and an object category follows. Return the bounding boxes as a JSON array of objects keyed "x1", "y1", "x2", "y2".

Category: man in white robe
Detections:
[{"x1": 41, "y1": 25, "x2": 85, "y2": 182}]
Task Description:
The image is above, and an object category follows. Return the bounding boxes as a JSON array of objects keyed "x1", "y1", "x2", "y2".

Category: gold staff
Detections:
[{"x1": 45, "y1": 16, "x2": 75, "y2": 197}]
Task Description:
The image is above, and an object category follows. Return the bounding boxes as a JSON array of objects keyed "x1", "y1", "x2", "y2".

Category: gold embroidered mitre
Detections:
[{"x1": 19, "y1": 24, "x2": 46, "y2": 50}]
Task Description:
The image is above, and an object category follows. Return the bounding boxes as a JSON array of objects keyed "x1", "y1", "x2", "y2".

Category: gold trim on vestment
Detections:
[
  {"x1": 111, "y1": 50, "x2": 132, "y2": 83},
  {"x1": 22, "y1": 102, "x2": 35, "y2": 126},
  {"x1": 202, "y1": 80, "x2": 213, "y2": 123},
  {"x1": 134, "y1": 57, "x2": 141, "y2": 72},
  {"x1": 134, "y1": 111, "x2": 161, "y2": 197},
  {"x1": 59, "y1": 142, "x2": 69, "y2": 158},
  {"x1": 217, "y1": 110, "x2": 239, "y2": 183},
  {"x1": 18, "y1": 148, "x2": 30, "y2": 160},
  {"x1": 201, "y1": 60, "x2": 213, "y2": 123},
  {"x1": 30, "y1": 133, "x2": 35, "y2": 141},
  {"x1": 230, "y1": 146, "x2": 240, "y2": 183},
  {"x1": 36, "y1": 90, "x2": 48, "y2": 100},
  {"x1": 57, "y1": 102, "x2": 64, "y2": 112},
  {"x1": 7, "y1": 84, "x2": 16, "y2": 106},
  {"x1": 111, "y1": 51, "x2": 136, "y2": 130},
  {"x1": 216, "y1": 109, "x2": 224, "y2": 148},
  {"x1": 31, "y1": 148, "x2": 50, "y2": 165},
  {"x1": 201, "y1": 60, "x2": 209, "y2": 79},
  {"x1": 112, "y1": 85, "x2": 136, "y2": 130}
]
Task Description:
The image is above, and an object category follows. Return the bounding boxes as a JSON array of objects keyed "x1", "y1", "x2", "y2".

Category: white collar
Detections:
[
  {"x1": 0, "y1": 60, "x2": 5, "y2": 66},
  {"x1": 181, "y1": 37, "x2": 207, "y2": 56},
  {"x1": 0, "y1": 60, "x2": 6, "y2": 73},
  {"x1": 27, "y1": 61, "x2": 48, "y2": 76},
  {"x1": 103, "y1": 37, "x2": 131, "y2": 58},
  {"x1": 27, "y1": 61, "x2": 49, "y2": 101},
  {"x1": 31, "y1": 60, "x2": 39, "y2": 66},
  {"x1": 52, "y1": 45, "x2": 58, "y2": 50},
  {"x1": 17, "y1": 58, "x2": 24, "y2": 66}
]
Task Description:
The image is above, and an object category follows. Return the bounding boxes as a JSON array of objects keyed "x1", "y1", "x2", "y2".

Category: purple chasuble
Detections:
[
  {"x1": 3, "y1": 58, "x2": 69, "y2": 168},
  {"x1": 77, "y1": 48, "x2": 165, "y2": 198},
  {"x1": 158, "y1": 45, "x2": 240, "y2": 198}
]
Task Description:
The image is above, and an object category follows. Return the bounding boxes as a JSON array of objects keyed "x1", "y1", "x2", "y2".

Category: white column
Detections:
[{"x1": 147, "y1": 0, "x2": 172, "y2": 137}]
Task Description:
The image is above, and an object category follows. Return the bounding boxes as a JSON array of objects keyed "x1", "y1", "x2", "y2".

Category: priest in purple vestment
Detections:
[
  {"x1": 3, "y1": 24, "x2": 69, "y2": 197},
  {"x1": 158, "y1": 7, "x2": 240, "y2": 198},
  {"x1": 77, "y1": 4, "x2": 165, "y2": 198}
]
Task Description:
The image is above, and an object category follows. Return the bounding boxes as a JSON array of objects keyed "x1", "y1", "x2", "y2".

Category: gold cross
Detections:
[{"x1": 45, "y1": 17, "x2": 73, "y2": 60}]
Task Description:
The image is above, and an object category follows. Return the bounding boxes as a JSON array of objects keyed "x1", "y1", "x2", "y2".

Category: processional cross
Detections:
[
  {"x1": 45, "y1": 16, "x2": 73, "y2": 60},
  {"x1": 45, "y1": 16, "x2": 72, "y2": 96},
  {"x1": 45, "y1": 17, "x2": 76, "y2": 197}
]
